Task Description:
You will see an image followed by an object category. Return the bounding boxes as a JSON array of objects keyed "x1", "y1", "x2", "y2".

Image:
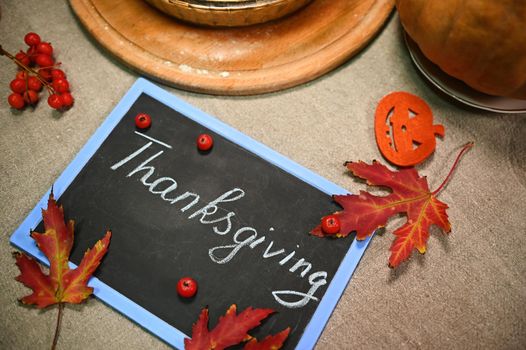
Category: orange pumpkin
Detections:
[{"x1": 397, "y1": 0, "x2": 526, "y2": 100}]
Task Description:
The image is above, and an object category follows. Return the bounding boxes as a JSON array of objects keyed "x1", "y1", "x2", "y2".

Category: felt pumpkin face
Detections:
[
  {"x1": 397, "y1": 0, "x2": 526, "y2": 100},
  {"x1": 375, "y1": 92, "x2": 444, "y2": 167}
]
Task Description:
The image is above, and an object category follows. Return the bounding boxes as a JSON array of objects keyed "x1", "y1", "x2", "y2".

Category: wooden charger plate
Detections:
[{"x1": 69, "y1": 0, "x2": 394, "y2": 95}]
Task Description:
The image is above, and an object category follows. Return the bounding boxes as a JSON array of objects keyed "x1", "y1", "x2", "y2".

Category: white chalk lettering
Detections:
[
  {"x1": 272, "y1": 271, "x2": 327, "y2": 308},
  {"x1": 279, "y1": 251, "x2": 296, "y2": 265},
  {"x1": 200, "y1": 212, "x2": 235, "y2": 235},
  {"x1": 188, "y1": 188, "x2": 245, "y2": 223},
  {"x1": 110, "y1": 133, "x2": 333, "y2": 310},
  {"x1": 126, "y1": 150, "x2": 164, "y2": 186},
  {"x1": 289, "y1": 258, "x2": 312, "y2": 278},
  {"x1": 111, "y1": 142, "x2": 152, "y2": 170},
  {"x1": 170, "y1": 192, "x2": 200, "y2": 211},
  {"x1": 262, "y1": 241, "x2": 285, "y2": 258},
  {"x1": 249, "y1": 236, "x2": 266, "y2": 248},
  {"x1": 149, "y1": 177, "x2": 178, "y2": 197},
  {"x1": 208, "y1": 227, "x2": 258, "y2": 264}
]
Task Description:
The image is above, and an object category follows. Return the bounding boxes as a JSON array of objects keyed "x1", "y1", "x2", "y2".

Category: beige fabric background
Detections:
[{"x1": 1, "y1": 1, "x2": 525, "y2": 349}]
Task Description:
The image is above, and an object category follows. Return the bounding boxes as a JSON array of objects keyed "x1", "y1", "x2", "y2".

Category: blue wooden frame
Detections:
[{"x1": 10, "y1": 78, "x2": 372, "y2": 350}]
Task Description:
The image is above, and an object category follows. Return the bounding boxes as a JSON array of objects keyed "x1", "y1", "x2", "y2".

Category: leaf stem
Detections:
[
  {"x1": 432, "y1": 142, "x2": 474, "y2": 196},
  {"x1": 51, "y1": 303, "x2": 64, "y2": 350}
]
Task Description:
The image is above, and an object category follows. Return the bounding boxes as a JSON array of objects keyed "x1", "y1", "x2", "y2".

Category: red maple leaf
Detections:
[
  {"x1": 243, "y1": 328, "x2": 291, "y2": 350},
  {"x1": 14, "y1": 191, "x2": 111, "y2": 349},
  {"x1": 311, "y1": 143, "x2": 472, "y2": 267},
  {"x1": 185, "y1": 304, "x2": 290, "y2": 350}
]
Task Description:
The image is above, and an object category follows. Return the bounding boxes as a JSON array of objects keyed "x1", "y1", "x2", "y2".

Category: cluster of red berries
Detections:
[{"x1": 5, "y1": 32, "x2": 73, "y2": 111}]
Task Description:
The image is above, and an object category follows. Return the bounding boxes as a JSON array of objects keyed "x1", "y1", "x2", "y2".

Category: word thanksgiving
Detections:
[{"x1": 110, "y1": 132, "x2": 329, "y2": 309}]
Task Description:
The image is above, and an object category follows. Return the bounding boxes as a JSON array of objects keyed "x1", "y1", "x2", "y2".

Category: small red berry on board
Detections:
[
  {"x1": 197, "y1": 133, "x2": 214, "y2": 151},
  {"x1": 1, "y1": 32, "x2": 74, "y2": 113},
  {"x1": 321, "y1": 215, "x2": 341, "y2": 235},
  {"x1": 177, "y1": 277, "x2": 198, "y2": 298},
  {"x1": 135, "y1": 113, "x2": 152, "y2": 129}
]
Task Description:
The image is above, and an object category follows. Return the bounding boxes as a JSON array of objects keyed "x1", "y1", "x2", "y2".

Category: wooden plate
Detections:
[{"x1": 69, "y1": 0, "x2": 394, "y2": 95}]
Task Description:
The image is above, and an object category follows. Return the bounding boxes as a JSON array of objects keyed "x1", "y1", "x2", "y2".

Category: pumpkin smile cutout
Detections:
[{"x1": 375, "y1": 92, "x2": 445, "y2": 167}]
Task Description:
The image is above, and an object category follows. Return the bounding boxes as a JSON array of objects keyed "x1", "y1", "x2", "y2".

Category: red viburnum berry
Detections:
[
  {"x1": 10, "y1": 78, "x2": 26, "y2": 94},
  {"x1": 15, "y1": 51, "x2": 31, "y2": 67},
  {"x1": 23, "y1": 90, "x2": 39, "y2": 105},
  {"x1": 60, "y1": 93, "x2": 74, "y2": 108},
  {"x1": 27, "y1": 76, "x2": 42, "y2": 91},
  {"x1": 8, "y1": 93, "x2": 25, "y2": 109},
  {"x1": 52, "y1": 78, "x2": 69, "y2": 93},
  {"x1": 47, "y1": 94, "x2": 63, "y2": 110},
  {"x1": 35, "y1": 54, "x2": 54, "y2": 68},
  {"x1": 24, "y1": 32, "x2": 41, "y2": 46},
  {"x1": 51, "y1": 69, "x2": 66, "y2": 80},
  {"x1": 36, "y1": 42, "x2": 53, "y2": 56}
]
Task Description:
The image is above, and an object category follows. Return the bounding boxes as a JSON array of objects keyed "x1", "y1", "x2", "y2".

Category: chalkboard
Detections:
[{"x1": 10, "y1": 79, "x2": 372, "y2": 349}]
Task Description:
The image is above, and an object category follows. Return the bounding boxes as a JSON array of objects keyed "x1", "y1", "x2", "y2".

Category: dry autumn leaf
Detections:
[
  {"x1": 185, "y1": 304, "x2": 290, "y2": 350},
  {"x1": 14, "y1": 191, "x2": 111, "y2": 349},
  {"x1": 243, "y1": 328, "x2": 291, "y2": 350},
  {"x1": 311, "y1": 143, "x2": 472, "y2": 267}
]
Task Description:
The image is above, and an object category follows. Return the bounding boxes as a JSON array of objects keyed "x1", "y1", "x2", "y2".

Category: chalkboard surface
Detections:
[{"x1": 11, "y1": 79, "x2": 371, "y2": 349}]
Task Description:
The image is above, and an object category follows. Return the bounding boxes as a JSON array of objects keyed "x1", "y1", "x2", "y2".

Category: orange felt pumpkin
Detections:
[
  {"x1": 375, "y1": 92, "x2": 444, "y2": 167},
  {"x1": 397, "y1": 0, "x2": 526, "y2": 100}
]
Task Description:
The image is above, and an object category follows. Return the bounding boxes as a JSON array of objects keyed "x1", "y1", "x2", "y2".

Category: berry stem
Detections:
[
  {"x1": 432, "y1": 142, "x2": 474, "y2": 196},
  {"x1": 0, "y1": 45, "x2": 56, "y2": 93}
]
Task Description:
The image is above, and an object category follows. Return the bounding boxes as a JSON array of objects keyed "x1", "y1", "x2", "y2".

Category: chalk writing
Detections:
[{"x1": 111, "y1": 134, "x2": 329, "y2": 309}]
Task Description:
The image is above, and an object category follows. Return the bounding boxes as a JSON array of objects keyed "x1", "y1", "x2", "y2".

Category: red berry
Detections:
[
  {"x1": 51, "y1": 69, "x2": 66, "y2": 80},
  {"x1": 321, "y1": 215, "x2": 341, "y2": 235},
  {"x1": 16, "y1": 71, "x2": 28, "y2": 80},
  {"x1": 197, "y1": 133, "x2": 214, "y2": 151},
  {"x1": 135, "y1": 113, "x2": 152, "y2": 129},
  {"x1": 35, "y1": 54, "x2": 54, "y2": 68},
  {"x1": 177, "y1": 277, "x2": 198, "y2": 298},
  {"x1": 27, "y1": 76, "x2": 42, "y2": 91},
  {"x1": 47, "y1": 94, "x2": 63, "y2": 109},
  {"x1": 26, "y1": 46, "x2": 38, "y2": 62},
  {"x1": 36, "y1": 42, "x2": 53, "y2": 56},
  {"x1": 52, "y1": 78, "x2": 69, "y2": 93},
  {"x1": 24, "y1": 32, "x2": 41, "y2": 46},
  {"x1": 38, "y1": 68, "x2": 53, "y2": 81},
  {"x1": 60, "y1": 93, "x2": 74, "y2": 108},
  {"x1": 15, "y1": 51, "x2": 31, "y2": 67},
  {"x1": 8, "y1": 93, "x2": 25, "y2": 109},
  {"x1": 10, "y1": 78, "x2": 26, "y2": 94},
  {"x1": 23, "y1": 90, "x2": 39, "y2": 105}
]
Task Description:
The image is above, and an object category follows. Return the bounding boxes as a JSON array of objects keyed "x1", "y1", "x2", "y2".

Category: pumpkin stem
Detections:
[{"x1": 432, "y1": 142, "x2": 474, "y2": 196}]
